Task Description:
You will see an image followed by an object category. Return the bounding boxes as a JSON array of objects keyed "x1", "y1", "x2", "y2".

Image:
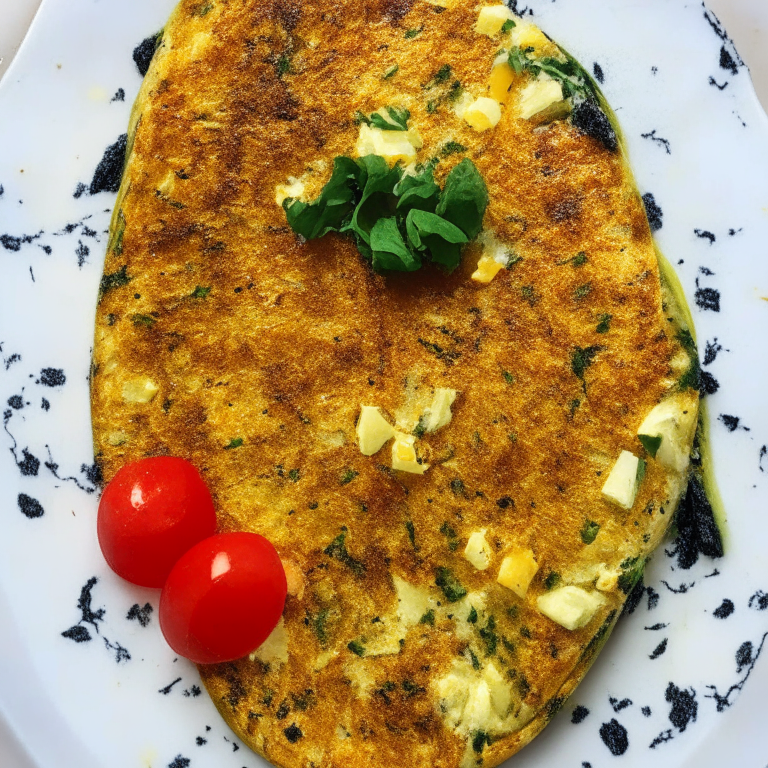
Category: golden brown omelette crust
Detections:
[{"x1": 91, "y1": 1, "x2": 696, "y2": 766}]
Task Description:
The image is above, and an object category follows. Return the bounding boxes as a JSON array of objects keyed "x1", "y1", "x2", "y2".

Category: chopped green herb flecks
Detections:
[
  {"x1": 468, "y1": 649, "x2": 481, "y2": 670},
  {"x1": 479, "y1": 616, "x2": 498, "y2": 655},
  {"x1": 435, "y1": 567, "x2": 467, "y2": 602},
  {"x1": 311, "y1": 608, "x2": 330, "y2": 645},
  {"x1": 405, "y1": 26, "x2": 423, "y2": 39},
  {"x1": 369, "y1": 106, "x2": 411, "y2": 131},
  {"x1": 472, "y1": 730, "x2": 491, "y2": 754},
  {"x1": 431, "y1": 64, "x2": 452, "y2": 85},
  {"x1": 508, "y1": 432, "x2": 518, "y2": 443},
  {"x1": 571, "y1": 345, "x2": 604, "y2": 392},
  {"x1": 449, "y1": 478, "x2": 466, "y2": 497},
  {"x1": 574, "y1": 283, "x2": 592, "y2": 300},
  {"x1": 501, "y1": 19, "x2": 516, "y2": 33},
  {"x1": 419, "y1": 609, "x2": 435, "y2": 626},
  {"x1": 569, "y1": 399, "x2": 581, "y2": 418},
  {"x1": 99, "y1": 265, "x2": 131, "y2": 298},
  {"x1": 440, "y1": 521, "x2": 460, "y2": 552},
  {"x1": 276, "y1": 54, "x2": 290, "y2": 76},
  {"x1": 440, "y1": 141, "x2": 467, "y2": 157},
  {"x1": 580, "y1": 520, "x2": 600, "y2": 544},
  {"x1": 617, "y1": 557, "x2": 645, "y2": 594},
  {"x1": 573, "y1": 251, "x2": 588, "y2": 266},
  {"x1": 502, "y1": 370, "x2": 515, "y2": 385},
  {"x1": 467, "y1": 606, "x2": 478, "y2": 624},
  {"x1": 544, "y1": 571, "x2": 561, "y2": 590},
  {"x1": 340, "y1": 468, "x2": 359, "y2": 485},
  {"x1": 288, "y1": 468, "x2": 300, "y2": 482},
  {"x1": 405, "y1": 520, "x2": 418, "y2": 550},
  {"x1": 413, "y1": 417, "x2": 427, "y2": 439},
  {"x1": 224, "y1": 437, "x2": 243, "y2": 449},
  {"x1": 638, "y1": 433, "x2": 662, "y2": 458},
  {"x1": 347, "y1": 640, "x2": 366, "y2": 657},
  {"x1": 383, "y1": 64, "x2": 399, "y2": 79},
  {"x1": 677, "y1": 329, "x2": 701, "y2": 391},
  {"x1": 521, "y1": 285, "x2": 536, "y2": 305},
  {"x1": 596, "y1": 313, "x2": 612, "y2": 333},
  {"x1": 324, "y1": 532, "x2": 366, "y2": 576},
  {"x1": 131, "y1": 314, "x2": 155, "y2": 328},
  {"x1": 191, "y1": 285, "x2": 211, "y2": 299},
  {"x1": 418, "y1": 338, "x2": 461, "y2": 364}
]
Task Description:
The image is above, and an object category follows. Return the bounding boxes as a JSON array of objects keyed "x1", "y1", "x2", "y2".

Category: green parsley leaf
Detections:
[
  {"x1": 324, "y1": 532, "x2": 366, "y2": 576},
  {"x1": 132, "y1": 314, "x2": 155, "y2": 328},
  {"x1": 419, "y1": 609, "x2": 435, "y2": 625},
  {"x1": 574, "y1": 282, "x2": 592, "y2": 300},
  {"x1": 340, "y1": 468, "x2": 359, "y2": 485},
  {"x1": 347, "y1": 640, "x2": 366, "y2": 656},
  {"x1": 435, "y1": 566, "x2": 467, "y2": 602},
  {"x1": 343, "y1": 155, "x2": 402, "y2": 247},
  {"x1": 394, "y1": 167, "x2": 440, "y2": 214},
  {"x1": 224, "y1": 437, "x2": 243, "y2": 449},
  {"x1": 596, "y1": 313, "x2": 612, "y2": 333},
  {"x1": 502, "y1": 370, "x2": 515, "y2": 385},
  {"x1": 501, "y1": 19, "x2": 516, "y2": 33},
  {"x1": 404, "y1": 26, "x2": 423, "y2": 39},
  {"x1": 383, "y1": 64, "x2": 399, "y2": 79},
  {"x1": 191, "y1": 285, "x2": 211, "y2": 299},
  {"x1": 283, "y1": 156, "x2": 359, "y2": 240},
  {"x1": 544, "y1": 571, "x2": 561, "y2": 590},
  {"x1": 580, "y1": 520, "x2": 600, "y2": 544},
  {"x1": 431, "y1": 64, "x2": 452, "y2": 85},
  {"x1": 405, "y1": 209, "x2": 468, "y2": 271},
  {"x1": 370, "y1": 217, "x2": 422, "y2": 272},
  {"x1": 571, "y1": 345, "x2": 604, "y2": 389},
  {"x1": 435, "y1": 159, "x2": 489, "y2": 240},
  {"x1": 638, "y1": 433, "x2": 662, "y2": 458}
]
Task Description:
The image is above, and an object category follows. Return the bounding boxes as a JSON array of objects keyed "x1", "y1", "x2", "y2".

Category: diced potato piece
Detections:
[
  {"x1": 637, "y1": 391, "x2": 699, "y2": 473},
  {"x1": 464, "y1": 529, "x2": 492, "y2": 571},
  {"x1": 423, "y1": 387, "x2": 458, "y2": 432},
  {"x1": 436, "y1": 666, "x2": 472, "y2": 728},
  {"x1": 249, "y1": 617, "x2": 288, "y2": 667},
  {"x1": 391, "y1": 432, "x2": 428, "y2": 474},
  {"x1": 537, "y1": 586, "x2": 606, "y2": 630},
  {"x1": 510, "y1": 21, "x2": 560, "y2": 57},
  {"x1": 463, "y1": 97, "x2": 502, "y2": 132},
  {"x1": 488, "y1": 61, "x2": 516, "y2": 103},
  {"x1": 518, "y1": 78, "x2": 564, "y2": 120},
  {"x1": 497, "y1": 549, "x2": 539, "y2": 598},
  {"x1": 122, "y1": 377, "x2": 159, "y2": 403},
  {"x1": 356, "y1": 405, "x2": 395, "y2": 456},
  {"x1": 482, "y1": 661, "x2": 512, "y2": 717},
  {"x1": 394, "y1": 576, "x2": 436, "y2": 626},
  {"x1": 601, "y1": 450, "x2": 643, "y2": 510},
  {"x1": 475, "y1": 5, "x2": 515, "y2": 37},
  {"x1": 461, "y1": 679, "x2": 493, "y2": 733},
  {"x1": 275, "y1": 176, "x2": 306, "y2": 206},
  {"x1": 472, "y1": 255, "x2": 505, "y2": 283},
  {"x1": 356, "y1": 124, "x2": 422, "y2": 164}
]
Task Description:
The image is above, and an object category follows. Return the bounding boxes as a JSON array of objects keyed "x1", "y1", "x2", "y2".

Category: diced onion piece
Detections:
[
  {"x1": 518, "y1": 78, "x2": 563, "y2": 120},
  {"x1": 122, "y1": 377, "x2": 159, "y2": 403},
  {"x1": 497, "y1": 549, "x2": 539, "y2": 598},
  {"x1": 472, "y1": 255, "x2": 505, "y2": 283},
  {"x1": 391, "y1": 432, "x2": 428, "y2": 474},
  {"x1": 356, "y1": 405, "x2": 395, "y2": 456},
  {"x1": 601, "y1": 450, "x2": 643, "y2": 510},
  {"x1": 463, "y1": 97, "x2": 502, "y2": 132},
  {"x1": 464, "y1": 529, "x2": 492, "y2": 571},
  {"x1": 475, "y1": 5, "x2": 515, "y2": 37},
  {"x1": 536, "y1": 586, "x2": 606, "y2": 630}
]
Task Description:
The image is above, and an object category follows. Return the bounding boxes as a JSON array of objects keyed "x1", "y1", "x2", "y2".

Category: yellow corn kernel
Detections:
[
  {"x1": 472, "y1": 255, "x2": 504, "y2": 284},
  {"x1": 488, "y1": 61, "x2": 516, "y2": 103}
]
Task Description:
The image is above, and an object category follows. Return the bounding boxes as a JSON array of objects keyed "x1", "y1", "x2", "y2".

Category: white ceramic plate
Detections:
[{"x1": 1, "y1": 1, "x2": 767, "y2": 766}]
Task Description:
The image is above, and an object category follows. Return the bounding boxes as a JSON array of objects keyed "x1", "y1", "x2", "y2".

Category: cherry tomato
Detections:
[
  {"x1": 97, "y1": 456, "x2": 217, "y2": 588},
  {"x1": 159, "y1": 532, "x2": 287, "y2": 664}
]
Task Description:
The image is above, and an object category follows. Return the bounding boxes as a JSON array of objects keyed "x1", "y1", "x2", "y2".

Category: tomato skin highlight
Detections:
[
  {"x1": 159, "y1": 533, "x2": 287, "y2": 664},
  {"x1": 97, "y1": 456, "x2": 217, "y2": 588}
]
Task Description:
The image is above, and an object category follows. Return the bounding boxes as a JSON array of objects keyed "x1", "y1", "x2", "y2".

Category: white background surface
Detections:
[{"x1": 0, "y1": 1, "x2": 766, "y2": 767}]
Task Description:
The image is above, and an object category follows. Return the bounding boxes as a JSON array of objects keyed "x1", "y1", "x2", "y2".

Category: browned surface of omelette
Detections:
[{"x1": 90, "y1": 1, "x2": 697, "y2": 766}]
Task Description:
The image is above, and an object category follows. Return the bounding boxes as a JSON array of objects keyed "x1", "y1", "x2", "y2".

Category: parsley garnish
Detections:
[
  {"x1": 383, "y1": 64, "x2": 399, "y2": 80},
  {"x1": 191, "y1": 285, "x2": 211, "y2": 299},
  {"x1": 580, "y1": 520, "x2": 600, "y2": 544},
  {"x1": 224, "y1": 437, "x2": 243, "y2": 449},
  {"x1": 405, "y1": 26, "x2": 423, "y2": 39},
  {"x1": 435, "y1": 567, "x2": 467, "y2": 602},
  {"x1": 347, "y1": 640, "x2": 366, "y2": 656},
  {"x1": 369, "y1": 106, "x2": 411, "y2": 131},
  {"x1": 284, "y1": 156, "x2": 488, "y2": 274},
  {"x1": 324, "y1": 531, "x2": 366, "y2": 576},
  {"x1": 638, "y1": 433, "x2": 662, "y2": 458},
  {"x1": 596, "y1": 313, "x2": 612, "y2": 333},
  {"x1": 501, "y1": 19, "x2": 516, "y2": 33},
  {"x1": 571, "y1": 345, "x2": 604, "y2": 391}
]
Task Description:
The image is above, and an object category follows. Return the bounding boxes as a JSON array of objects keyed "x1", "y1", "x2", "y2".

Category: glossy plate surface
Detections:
[{"x1": 0, "y1": 1, "x2": 767, "y2": 766}]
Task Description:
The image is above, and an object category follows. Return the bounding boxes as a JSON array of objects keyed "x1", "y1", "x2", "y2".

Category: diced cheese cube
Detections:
[
  {"x1": 464, "y1": 529, "x2": 492, "y2": 571},
  {"x1": 601, "y1": 450, "x2": 643, "y2": 510},
  {"x1": 356, "y1": 405, "x2": 395, "y2": 455},
  {"x1": 518, "y1": 77, "x2": 564, "y2": 120},
  {"x1": 122, "y1": 377, "x2": 159, "y2": 403},
  {"x1": 463, "y1": 97, "x2": 502, "y2": 132},
  {"x1": 249, "y1": 617, "x2": 288, "y2": 667},
  {"x1": 423, "y1": 388, "x2": 458, "y2": 432},
  {"x1": 436, "y1": 668, "x2": 472, "y2": 728},
  {"x1": 536, "y1": 586, "x2": 606, "y2": 630},
  {"x1": 488, "y1": 61, "x2": 516, "y2": 103},
  {"x1": 356, "y1": 124, "x2": 422, "y2": 164},
  {"x1": 482, "y1": 661, "x2": 512, "y2": 717},
  {"x1": 475, "y1": 5, "x2": 515, "y2": 37},
  {"x1": 461, "y1": 679, "x2": 493, "y2": 732},
  {"x1": 391, "y1": 432, "x2": 429, "y2": 474},
  {"x1": 497, "y1": 549, "x2": 539, "y2": 598},
  {"x1": 472, "y1": 255, "x2": 505, "y2": 283},
  {"x1": 636, "y1": 392, "x2": 699, "y2": 473}
]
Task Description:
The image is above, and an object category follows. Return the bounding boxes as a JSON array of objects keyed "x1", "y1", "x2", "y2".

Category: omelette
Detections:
[{"x1": 90, "y1": 1, "x2": 704, "y2": 766}]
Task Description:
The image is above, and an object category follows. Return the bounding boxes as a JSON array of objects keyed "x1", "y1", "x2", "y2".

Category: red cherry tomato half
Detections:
[
  {"x1": 97, "y1": 456, "x2": 217, "y2": 588},
  {"x1": 159, "y1": 532, "x2": 287, "y2": 664}
]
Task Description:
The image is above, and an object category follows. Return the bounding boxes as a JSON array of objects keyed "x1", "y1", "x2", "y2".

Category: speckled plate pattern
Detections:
[{"x1": 0, "y1": 1, "x2": 767, "y2": 767}]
